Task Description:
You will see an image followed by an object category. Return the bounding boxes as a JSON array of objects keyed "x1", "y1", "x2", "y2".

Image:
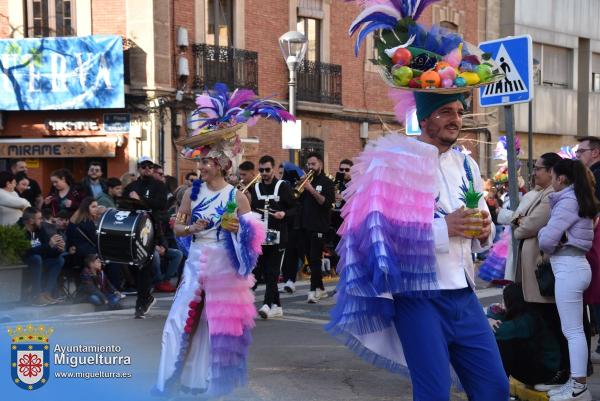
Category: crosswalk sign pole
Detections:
[{"x1": 504, "y1": 105, "x2": 520, "y2": 212}]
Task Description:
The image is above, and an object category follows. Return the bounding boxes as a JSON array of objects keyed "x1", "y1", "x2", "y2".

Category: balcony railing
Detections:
[
  {"x1": 192, "y1": 44, "x2": 258, "y2": 92},
  {"x1": 297, "y1": 60, "x2": 342, "y2": 105}
]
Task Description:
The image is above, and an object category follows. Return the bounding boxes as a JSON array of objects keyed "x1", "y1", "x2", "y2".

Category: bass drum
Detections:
[{"x1": 97, "y1": 208, "x2": 155, "y2": 266}]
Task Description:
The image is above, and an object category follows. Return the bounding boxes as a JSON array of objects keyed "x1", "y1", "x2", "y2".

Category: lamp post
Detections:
[
  {"x1": 527, "y1": 58, "x2": 541, "y2": 190},
  {"x1": 279, "y1": 31, "x2": 308, "y2": 164}
]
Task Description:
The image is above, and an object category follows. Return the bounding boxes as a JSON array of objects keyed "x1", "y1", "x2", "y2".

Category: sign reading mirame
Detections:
[{"x1": 0, "y1": 35, "x2": 125, "y2": 111}]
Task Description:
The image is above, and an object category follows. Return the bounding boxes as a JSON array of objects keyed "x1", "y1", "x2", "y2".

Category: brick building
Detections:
[{"x1": 0, "y1": 0, "x2": 490, "y2": 194}]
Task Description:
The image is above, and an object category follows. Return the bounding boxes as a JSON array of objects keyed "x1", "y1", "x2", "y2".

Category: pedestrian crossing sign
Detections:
[
  {"x1": 405, "y1": 111, "x2": 421, "y2": 136},
  {"x1": 478, "y1": 35, "x2": 533, "y2": 107}
]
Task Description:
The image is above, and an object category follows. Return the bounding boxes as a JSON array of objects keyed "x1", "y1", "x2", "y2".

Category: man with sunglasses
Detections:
[
  {"x1": 81, "y1": 161, "x2": 107, "y2": 201},
  {"x1": 123, "y1": 156, "x2": 170, "y2": 318},
  {"x1": 250, "y1": 155, "x2": 296, "y2": 319}
]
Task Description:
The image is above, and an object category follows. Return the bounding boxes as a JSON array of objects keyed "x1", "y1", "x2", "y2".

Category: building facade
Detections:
[
  {"x1": 0, "y1": 0, "x2": 486, "y2": 193},
  {"x1": 485, "y1": 0, "x2": 600, "y2": 176}
]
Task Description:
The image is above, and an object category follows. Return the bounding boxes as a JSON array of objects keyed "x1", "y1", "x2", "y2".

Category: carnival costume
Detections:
[
  {"x1": 154, "y1": 84, "x2": 292, "y2": 397},
  {"x1": 328, "y1": 1, "x2": 509, "y2": 399}
]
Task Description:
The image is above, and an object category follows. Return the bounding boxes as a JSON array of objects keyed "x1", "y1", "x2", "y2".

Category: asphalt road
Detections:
[{"x1": 1, "y1": 281, "x2": 510, "y2": 401}]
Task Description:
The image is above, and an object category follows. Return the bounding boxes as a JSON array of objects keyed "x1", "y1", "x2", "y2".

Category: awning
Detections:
[{"x1": 0, "y1": 136, "x2": 118, "y2": 158}]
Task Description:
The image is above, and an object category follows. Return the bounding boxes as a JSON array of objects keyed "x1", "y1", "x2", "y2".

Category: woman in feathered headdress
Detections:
[
  {"x1": 327, "y1": 1, "x2": 509, "y2": 400},
  {"x1": 154, "y1": 84, "x2": 293, "y2": 398}
]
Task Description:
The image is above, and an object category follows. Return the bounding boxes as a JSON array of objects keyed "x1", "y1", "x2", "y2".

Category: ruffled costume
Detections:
[
  {"x1": 326, "y1": 133, "x2": 439, "y2": 373},
  {"x1": 478, "y1": 228, "x2": 510, "y2": 282},
  {"x1": 154, "y1": 181, "x2": 265, "y2": 397}
]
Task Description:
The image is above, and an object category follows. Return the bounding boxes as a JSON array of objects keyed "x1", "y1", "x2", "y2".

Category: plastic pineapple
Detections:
[
  {"x1": 221, "y1": 200, "x2": 238, "y2": 231},
  {"x1": 461, "y1": 181, "x2": 484, "y2": 238}
]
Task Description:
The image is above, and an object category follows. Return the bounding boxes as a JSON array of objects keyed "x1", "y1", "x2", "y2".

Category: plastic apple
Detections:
[
  {"x1": 392, "y1": 48, "x2": 412, "y2": 66},
  {"x1": 408, "y1": 78, "x2": 422, "y2": 88},
  {"x1": 420, "y1": 70, "x2": 441, "y2": 88},
  {"x1": 438, "y1": 66, "x2": 456, "y2": 81},
  {"x1": 392, "y1": 65, "x2": 413, "y2": 86},
  {"x1": 441, "y1": 78, "x2": 454, "y2": 88},
  {"x1": 475, "y1": 64, "x2": 493, "y2": 82}
]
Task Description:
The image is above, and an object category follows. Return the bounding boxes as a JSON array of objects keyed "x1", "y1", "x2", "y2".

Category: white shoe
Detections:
[
  {"x1": 307, "y1": 291, "x2": 318, "y2": 303},
  {"x1": 268, "y1": 305, "x2": 283, "y2": 318},
  {"x1": 283, "y1": 280, "x2": 295, "y2": 294},
  {"x1": 548, "y1": 377, "x2": 576, "y2": 397},
  {"x1": 316, "y1": 288, "x2": 328, "y2": 299},
  {"x1": 258, "y1": 304, "x2": 270, "y2": 319},
  {"x1": 549, "y1": 378, "x2": 591, "y2": 401}
]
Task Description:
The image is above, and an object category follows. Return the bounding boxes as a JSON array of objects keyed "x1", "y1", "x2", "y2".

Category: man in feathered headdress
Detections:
[{"x1": 328, "y1": 1, "x2": 510, "y2": 400}]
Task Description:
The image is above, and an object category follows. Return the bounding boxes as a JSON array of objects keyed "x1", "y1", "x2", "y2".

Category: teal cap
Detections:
[{"x1": 414, "y1": 92, "x2": 467, "y2": 123}]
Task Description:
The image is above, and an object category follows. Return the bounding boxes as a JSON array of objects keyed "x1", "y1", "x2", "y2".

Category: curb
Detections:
[{"x1": 510, "y1": 378, "x2": 549, "y2": 401}]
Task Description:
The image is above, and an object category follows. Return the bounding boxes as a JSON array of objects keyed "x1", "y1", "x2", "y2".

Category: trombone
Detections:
[
  {"x1": 239, "y1": 173, "x2": 261, "y2": 194},
  {"x1": 293, "y1": 170, "x2": 315, "y2": 199}
]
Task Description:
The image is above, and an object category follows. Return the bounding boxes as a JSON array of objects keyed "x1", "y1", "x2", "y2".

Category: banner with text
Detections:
[{"x1": 0, "y1": 35, "x2": 124, "y2": 110}]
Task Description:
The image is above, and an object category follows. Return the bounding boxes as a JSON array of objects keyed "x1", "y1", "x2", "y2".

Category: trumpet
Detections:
[
  {"x1": 238, "y1": 173, "x2": 261, "y2": 194},
  {"x1": 293, "y1": 170, "x2": 315, "y2": 199}
]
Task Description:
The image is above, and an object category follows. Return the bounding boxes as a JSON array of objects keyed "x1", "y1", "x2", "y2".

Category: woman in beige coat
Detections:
[{"x1": 512, "y1": 152, "x2": 570, "y2": 388}]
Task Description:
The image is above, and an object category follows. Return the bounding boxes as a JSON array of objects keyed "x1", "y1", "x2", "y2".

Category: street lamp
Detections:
[
  {"x1": 279, "y1": 31, "x2": 308, "y2": 164},
  {"x1": 527, "y1": 57, "x2": 541, "y2": 190}
]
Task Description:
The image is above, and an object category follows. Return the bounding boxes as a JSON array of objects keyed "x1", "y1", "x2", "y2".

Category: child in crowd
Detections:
[
  {"x1": 77, "y1": 254, "x2": 122, "y2": 310},
  {"x1": 487, "y1": 283, "x2": 560, "y2": 386}
]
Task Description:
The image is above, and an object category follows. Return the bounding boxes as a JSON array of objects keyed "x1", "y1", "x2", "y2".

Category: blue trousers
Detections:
[
  {"x1": 152, "y1": 248, "x2": 183, "y2": 283},
  {"x1": 23, "y1": 255, "x2": 64, "y2": 296},
  {"x1": 393, "y1": 288, "x2": 509, "y2": 401}
]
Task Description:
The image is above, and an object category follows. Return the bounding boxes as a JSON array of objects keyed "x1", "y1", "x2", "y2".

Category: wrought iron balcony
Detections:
[
  {"x1": 192, "y1": 44, "x2": 258, "y2": 92},
  {"x1": 297, "y1": 60, "x2": 342, "y2": 105}
]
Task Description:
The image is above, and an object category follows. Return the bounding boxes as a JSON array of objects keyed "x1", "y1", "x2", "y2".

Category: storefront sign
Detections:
[
  {"x1": 47, "y1": 120, "x2": 101, "y2": 131},
  {"x1": 0, "y1": 137, "x2": 117, "y2": 158},
  {"x1": 103, "y1": 113, "x2": 131, "y2": 133},
  {"x1": 25, "y1": 159, "x2": 39, "y2": 168},
  {"x1": 0, "y1": 35, "x2": 124, "y2": 110}
]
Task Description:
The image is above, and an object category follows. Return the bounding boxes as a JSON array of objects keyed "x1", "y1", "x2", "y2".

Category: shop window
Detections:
[
  {"x1": 297, "y1": 17, "x2": 321, "y2": 62},
  {"x1": 206, "y1": 0, "x2": 234, "y2": 48},
  {"x1": 26, "y1": 0, "x2": 75, "y2": 37}
]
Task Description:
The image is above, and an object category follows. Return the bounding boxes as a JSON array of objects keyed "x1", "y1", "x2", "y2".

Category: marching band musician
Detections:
[
  {"x1": 238, "y1": 161, "x2": 256, "y2": 202},
  {"x1": 251, "y1": 155, "x2": 296, "y2": 319},
  {"x1": 299, "y1": 152, "x2": 335, "y2": 304}
]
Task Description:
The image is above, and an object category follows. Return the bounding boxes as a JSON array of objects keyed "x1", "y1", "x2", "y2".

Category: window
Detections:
[
  {"x1": 27, "y1": 0, "x2": 74, "y2": 37},
  {"x1": 541, "y1": 44, "x2": 571, "y2": 88},
  {"x1": 592, "y1": 54, "x2": 600, "y2": 93},
  {"x1": 297, "y1": 17, "x2": 321, "y2": 62},
  {"x1": 532, "y1": 42, "x2": 542, "y2": 85},
  {"x1": 439, "y1": 21, "x2": 458, "y2": 33},
  {"x1": 206, "y1": 0, "x2": 234, "y2": 48}
]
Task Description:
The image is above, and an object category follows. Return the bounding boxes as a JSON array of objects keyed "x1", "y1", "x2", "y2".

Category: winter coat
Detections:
[
  {"x1": 0, "y1": 188, "x2": 30, "y2": 226},
  {"x1": 513, "y1": 185, "x2": 555, "y2": 303},
  {"x1": 47, "y1": 186, "x2": 84, "y2": 217},
  {"x1": 539, "y1": 186, "x2": 594, "y2": 255}
]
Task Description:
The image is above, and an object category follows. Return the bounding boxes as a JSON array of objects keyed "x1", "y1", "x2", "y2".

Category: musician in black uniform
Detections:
[
  {"x1": 251, "y1": 155, "x2": 296, "y2": 319},
  {"x1": 122, "y1": 156, "x2": 170, "y2": 318},
  {"x1": 299, "y1": 152, "x2": 335, "y2": 304}
]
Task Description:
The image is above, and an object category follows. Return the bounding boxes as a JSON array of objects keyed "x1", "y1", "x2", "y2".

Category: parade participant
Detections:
[
  {"x1": 156, "y1": 83, "x2": 291, "y2": 397},
  {"x1": 280, "y1": 162, "x2": 305, "y2": 293},
  {"x1": 299, "y1": 153, "x2": 335, "y2": 303},
  {"x1": 123, "y1": 156, "x2": 170, "y2": 318},
  {"x1": 328, "y1": 1, "x2": 509, "y2": 400},
  {"x1": 251, "y1": 155, "x2": 296, "y2": 319}
]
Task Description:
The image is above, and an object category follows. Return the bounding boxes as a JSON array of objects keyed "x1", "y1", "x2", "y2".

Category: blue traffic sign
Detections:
[
  {"x1": 479, "y1": 35, "x2": 533, "y2": 107},
  {"x1": 405, "y1": 111, "x2": 421, "y2": 136}
]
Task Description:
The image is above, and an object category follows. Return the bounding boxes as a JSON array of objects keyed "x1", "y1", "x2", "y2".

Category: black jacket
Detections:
[
  {"x1": 66, "y1": 219, "x2": 98, "y2": 258},
  {"x1": 299, "y1": 172, "x2": 335, "y2": 233},
  {"x1": 123, "y1": 176, "x2": 169, "y2": 246},
  {"x1": 18, "y1": 176, "x2": 41, "y2": 206},
  {"x1": 250, "y1": 179, "x2": 296, "y2": 246},
  {"x1": 80, "y1": 176, "x2": 107, "y2": 199},
  {"x1": 19, "y1": 223, "x2": 62, "y2": 259}
]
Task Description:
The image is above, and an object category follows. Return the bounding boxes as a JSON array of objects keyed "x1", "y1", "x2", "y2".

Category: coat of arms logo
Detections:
[{"x1": 8, "y1": 324, "x2": 53, "y2": 390}]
